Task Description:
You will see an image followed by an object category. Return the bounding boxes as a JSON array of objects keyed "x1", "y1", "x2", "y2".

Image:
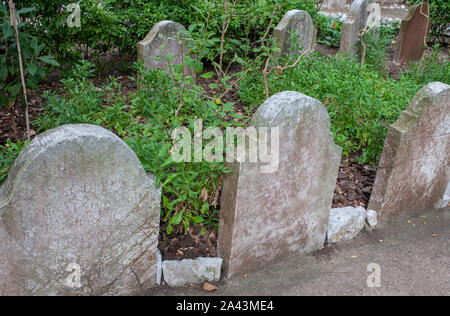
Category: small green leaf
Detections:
[
  {"x1": 222, "y1": 102, "x2": 234, "y2": 112},
  {"x1": 28, "y1": 63, "x2": 37, "y2": 76},
  {"x1": 171, "y1": 209, "x2": 184, "y2": 226},
  {"x1": 200, "y1": 71, "x2": 214, "y2": 79},
  {"x1": 38, "y1": 56, "x2": 60, "y2": 67}
]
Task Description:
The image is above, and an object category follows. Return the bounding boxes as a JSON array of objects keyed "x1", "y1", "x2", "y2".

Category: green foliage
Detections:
[
  {"x1": 0, "y1": 3, "x2": 59, "y2": 107},
  {"x1": 15, "y1": 0, "x2": 317, "y2": 64},
  {"x1": 239, "y1": 50, "x2": 450, "y2": 164},
  {"x1": 362, "y1": 23, "x2": 399, "y2": 75},
  {"x1": 33, "y1": 59, "x2": 240, "y2": 235},
  {"x1": 18, "y1": 0, "x2": 120, "y2": 63},
  {"x1": 316, "y1": 14, "x2": 342, "y2": 48},
  {"x1": 0, "y1": 138, "x2": 29, "y2": 184}
]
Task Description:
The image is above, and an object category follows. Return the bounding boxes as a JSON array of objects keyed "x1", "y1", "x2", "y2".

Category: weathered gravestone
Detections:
[
  {"x1": 273, "y1": 10, "x2": 316, "y2": 58},
  {"x1": 218, "y1": 91, "x2": 342, "y2": 277},
  {"x1": 393, "y1": 3, "x2": 430, "y2": 64},
  {"x1": 368, "y1": 82, "x2": 450, "y2": 224},
  {"x1": 340, "y1": 0, "x2": 374, "y2": 55},
  {"x1": 0, "y1": 124, "x2": 161, "y2": 295},
  {"x1": 137, "y1": 20, "x2": 194, "y2": 77},
  {"x1": 323, "y1": 0, "x2": 348, "y2": 10}
]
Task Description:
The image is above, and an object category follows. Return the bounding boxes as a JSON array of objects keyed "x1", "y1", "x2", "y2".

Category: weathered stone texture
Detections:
[
  {"x1": 327, "y1": 206, "x2": 366, "y2": 243},
  {"x1": 0, "y1": 124, "x2": 161, "y2": 295},
  {"x1": 394, "y1": 3, "x2": 430, "y2": 64},
  {"x1": 274, "y1": 10, "x2": 316, "y2": 58},
  {"x1": 339, "y1": 0, "x2": 373, "y2": 55},
  {"x1": 162, "y1": 257, "x2": 223, "y2": 287},
  {"x1": 218, "y1": 91, "x2": 341, "y2": 277},
  {"x1": 366, "y1": 209, "x2": 378, "y2": 227},
  {"x1": 137, "y1": 20, "x2": 194, "y2": 77},
  {"x1": 368, "y1": 82, "x2": 450, "y2": 224}
]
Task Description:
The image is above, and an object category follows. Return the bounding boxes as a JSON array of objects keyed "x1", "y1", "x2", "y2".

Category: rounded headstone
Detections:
[
  {"x1": 137, "y1": 20, "x2": 195, "y2": 78},
  {"x1": 0, "y1": 124, "x2": 161, "y2": 295},
  {"x1": 274, "y1": 10, "x2": 316, "y2": 58},
  {"x1": 218, "y1": 91, "x2": 342, "y2": 277}
]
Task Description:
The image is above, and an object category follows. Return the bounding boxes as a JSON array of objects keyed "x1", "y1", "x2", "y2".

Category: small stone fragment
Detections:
[{"x1": 327, "y1": 206, "x2": 367, "y2": 243}]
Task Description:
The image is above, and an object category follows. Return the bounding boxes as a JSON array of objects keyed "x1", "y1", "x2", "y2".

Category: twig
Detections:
[
  {"x1": 218, "y1": 67, "x2": 251, "y2": 100},
  {"x1": 261, "y1": 3, "x2": 278, "y2": 41},
  {"x1": 359, "y1": 29, "x2": 367, "y2": 73},
  {"x1": 262, "y1": 48, "x2": 311, "y2": 98},
  {"x1": 9, "y1": 0, "x2": 30, "y2": 140},
  {"x1": 219, "y1": 0, "x2": 231, "y2": 73}
]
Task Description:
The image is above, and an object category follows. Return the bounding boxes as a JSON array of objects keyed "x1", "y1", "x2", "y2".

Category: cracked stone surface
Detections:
[
  {"x1": 218, "y1": 91, "x2": 341, "y2": 278},
  {"x1": 273, "y1": 10, "x2": 316, "y2": 57},
  {"x1": 162, "y1": 257, "x2": 223, "y2": 287},
  {"x1": 368, "y1": 82, "x2": 450, "y2": 224},
  {"x1": 327, "y1": 206, "x2": 367, "y2": 243},
  {"x1": 0, "y1": 124, "x2": 161, "y2": 296},
  {"x1": 137, "y1": 20, "x2": 194, "y2": 78}
]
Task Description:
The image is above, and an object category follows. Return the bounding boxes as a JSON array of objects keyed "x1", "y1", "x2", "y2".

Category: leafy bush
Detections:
[
  {"x1": 18, "y1": 0, "x2": 120, "y2": 63},
  {"x1": 361, "y1": 23, "x2": 399, "y2": 74},
  {"x1": 0, "y1": 3, "x2": 59, "y2": 108},
  {"x1": 316, "y1": 14, "x2": 342, "y2": 48},
  {"x1": 238, "y1": 49, "x2": 450, "y2": 164},
  {"x1": 15, "y1": 0, "x2": 318, "y2": 65},
  {"x1": 33, "y1": 60, "x2": 242, "y2": 234}
]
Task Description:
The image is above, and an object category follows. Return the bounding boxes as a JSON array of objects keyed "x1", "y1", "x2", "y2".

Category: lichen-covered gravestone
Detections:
[
  {"x1": 368, "y1": 82, "x2": 450, "y2": 224},
  {"x1": 394, "y1": 3, "x2": 430, "y2": 64},
  {"x1": 273, "y1": 10, "x2": 316, "y2": 58},
  {"x1": 218, "y1": 91, "x2": 341, "y2": 277},
  {"x1": 339, "y1": 0, "x2": 374, "y2": 55},
  {"x1": 0, "y1": 124, "x2": 161, "y2": 295},
  {"x1": 137, "y1": 20, "x2": 194, "y2": 77}
]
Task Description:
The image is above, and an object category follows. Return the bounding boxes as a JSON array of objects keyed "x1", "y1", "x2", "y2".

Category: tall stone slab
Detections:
[
  {"x1": 137, "y1": 20, "x2": 194, "y2": 77},
  {"x1": 368, "y1": 82, "x2": 450, "y2": 224},
  {"x1": 274, "y1": 10, "x2": 317, "y2": 58},
  {"x1": 0, "y1": 124, "x2": 161, "y2": 295},
  {"x1": 339, "y1": 0, "x2": 373, "y2": 55},
  {"x1": 218, "y1": 91, "x2": 342, "y2": 277},
  {"x1": 393, "y1": 3, "x2": 430, "y2": 64}
]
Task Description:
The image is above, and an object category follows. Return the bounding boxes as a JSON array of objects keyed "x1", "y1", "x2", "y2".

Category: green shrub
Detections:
[
  {"x1": 33, "y1": 60, "x2": 240, "y2": 234},
  {"x1": 238, "y1": 50, "x2": 450, "y2": 164},
  {"x1": 0, "y1": 3, "x2": 59, "y2": 108},
  {"x1": 316, "y1": 14, "x2": 342, "y2": 48},
  {"x1": 16, "y1": 0, "x2": 318, "y2": 64}
]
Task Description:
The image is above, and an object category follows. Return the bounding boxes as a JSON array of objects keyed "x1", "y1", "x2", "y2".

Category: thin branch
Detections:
[
  {"x1": 358, "y1": 29, "x2": 367, "y2": 73},
  {"x1": 261, "y1": 3, "x2": 279, "y2": 41},
  {"x1": 9, "y1": 0, "x2": 30, "y2": 140},
  {"x1": 218, "y1": 67, "x2": 251, "y2": 100}
]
